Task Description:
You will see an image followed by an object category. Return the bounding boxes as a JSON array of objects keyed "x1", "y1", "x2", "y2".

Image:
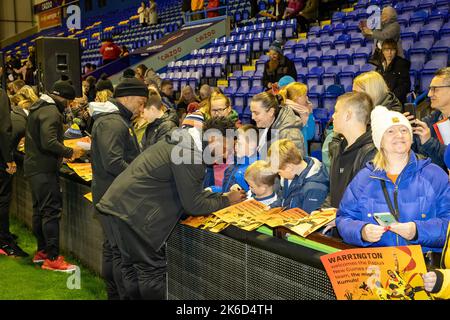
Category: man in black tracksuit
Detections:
[
  {"x1": 326, "y1": 92, "x2": 376, "y2": 209},
  {"x1": 90, "y1": 76, "x2": 148, "y2": 299},
  {"x1": 96, "y1": 117, "x2": 247, "y2": 300},
  {"x1": 24, "y1": 80, "x2": 83, "y2": 271},
  {"x1": 0, "y1": 87, "x2": 27, "y2": 256}
]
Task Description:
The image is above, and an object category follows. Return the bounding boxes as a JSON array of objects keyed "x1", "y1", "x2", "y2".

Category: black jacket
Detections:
[
  {"x1": 0, "y1": 88, "x2": 13, "y2": 170},
  {"x1": 377, "y1": 56, "x2": 411, "y2": 105},
  {"x1": 24, "y1": 95, "x2": 73, "y2": 177},
  {"x1": 142, "y1": 108, "x2": 179, "y2": 150},
  {"x1": 97, "y1": 128, "x2": 230, "y2": 251},
  {"x1": 262, "y1": 55, "x2": 297, "y2": 89},
  {"x1": 328, "y1": 131, "x2": 376, "y2": 208},
  {"x1": 378, "y1": 91, "x2": 403, "y2": 113},
  {"x1": 413, "y1": 110, "x2": 448, "y2": 171},
  {"x1": 10, "y1": 106, "x2": 28, "y2": 157},
  {"x1": 90, "y1": 99, "x2": 141, "y2": 204}
]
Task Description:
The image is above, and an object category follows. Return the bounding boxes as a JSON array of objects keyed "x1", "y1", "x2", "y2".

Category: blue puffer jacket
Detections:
[
  {"x1": 271, "y1": 157, "x2": 329, "y2": 213},
  {"x1": 210, "y1": 154, "x2": 258, "y2": 193},
  {"x1": 336, "y1": 152, "x2": 450, "y2": 252}
]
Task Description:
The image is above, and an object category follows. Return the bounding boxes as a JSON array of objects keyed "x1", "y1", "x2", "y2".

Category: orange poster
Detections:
[
  {"x1": 320, "y1": 245, "x2": 433, "y2": 300},
  {"x1": 64, "y1": 136, "x2": 91, "y2": 150},
  {"x1": 38, "y1": 7, "x2": 62, "y2": 30}
]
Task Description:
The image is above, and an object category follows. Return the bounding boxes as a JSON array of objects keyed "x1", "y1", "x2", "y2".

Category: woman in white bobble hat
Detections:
[{"x1": 336, "y1": 106, "x2": 450, "y2": 253}]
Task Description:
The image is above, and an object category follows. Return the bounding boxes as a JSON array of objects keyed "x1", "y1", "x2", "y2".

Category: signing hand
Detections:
[
  {"x1": 361, "y1": 224, "x2": 385, "y2": 243},
  {"x1": 412, "y1": 119, "x2": 431, "y2": 145},
  {"x1": 6, "y1": 161, "x2": 16, "y2": 175},
  {"x1": 224, "y1": 189, "x2": 247, "y2": 205},
  {"x1": 389, "y1": 222, "x2": 417, "y2": 241},
  {"x1": 423, "y1": 272, "x2": 437, "y2": 293}
]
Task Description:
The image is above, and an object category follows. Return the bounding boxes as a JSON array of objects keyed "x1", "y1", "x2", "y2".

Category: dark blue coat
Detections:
[
  {"x1": 271, "y1": 157, "x2": 329, "y2": 213},
  {"x1": 414, "y1": 110, "x2": 447, "y2": 170}
]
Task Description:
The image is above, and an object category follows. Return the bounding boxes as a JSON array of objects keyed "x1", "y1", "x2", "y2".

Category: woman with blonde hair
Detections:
[
  {"x1": 353, "y1": 71, "x2": 403, "y2": 113},
  {"x1": 336, "y1": 106, "x2": 450, "y2": 251},
  {"x1": 176, "y1": 85, "x2": 200, "y2": 121},
  {"x1": 279, "y1": 81, "x2": 316, "y2": 156}
]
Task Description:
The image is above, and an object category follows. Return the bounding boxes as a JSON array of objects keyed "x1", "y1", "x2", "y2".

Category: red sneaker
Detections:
[
  {"x1": 0, "y1": 248, "x2": 6, "y2": 256},
  {"x1": 32, "y1": 250, "x2": 48, "y2": 263},
  {"x1": 42, "y1": 256, "x2": 77, "y2": 272}
]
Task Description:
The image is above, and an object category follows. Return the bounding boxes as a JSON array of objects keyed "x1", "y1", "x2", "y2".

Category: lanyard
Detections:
[{"x1": 380, "y1": 180, "x2": 400, "y2": 220}]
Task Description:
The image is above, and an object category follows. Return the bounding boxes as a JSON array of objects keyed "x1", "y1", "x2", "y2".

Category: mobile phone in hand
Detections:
[
  {"x1": 373, "y1": 212, "x2": 397, "y2": 227},
  {"x1": 404, "y1": 103, "x2": 417, "y2": 127}
]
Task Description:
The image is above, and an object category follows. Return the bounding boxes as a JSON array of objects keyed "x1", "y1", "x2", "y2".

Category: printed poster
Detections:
[
  {"x1": 67, "y1": 163, "x2": 92, "y2": 181},
  {"x1": 320, "y1": 245, "x2": 433, "y2": 300}
]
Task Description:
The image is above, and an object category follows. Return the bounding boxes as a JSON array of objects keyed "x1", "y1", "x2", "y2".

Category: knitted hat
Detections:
[
  {"x1": 51, "y1": 80, "x2": 76, "y2": 100},
  {"x1": 96, "y1": 74, "x2": 114, "y2": 92},
  {"x1": 114, "y1": 77, "x2": 149, "y2": 98},
  {"x1": 278, "y1": 76, "x2": 296, "y2": 88},
  {"x1": 269, "y1": 40, "x2": 283, "y2": 55},
  {"x1": 445, "y1": 145, "x2": 450, "y2": 170},
  {"x1": 64, "y1": 123, "x2": 83, "y2": 139},
  {"x1": 370, "y1": 105, "x2": 412, "y2": 151},
  {"x1": 181, "y1": 110, "x2": 205, "y2": 129}
]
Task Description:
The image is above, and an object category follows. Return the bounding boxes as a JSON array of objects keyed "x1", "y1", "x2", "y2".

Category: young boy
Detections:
[
  {"x1": 141, "y1": 88, "x2": 179, "y2": 150},
  {"x1": 244, "y1": 160, "x2": 278, "y2": 206},
  {"x1": 210, "y1": 124, "x2": 259, "y2": 193},
  {"x1": 268, "y1": 139, "x2": 329, "y2": 213}
]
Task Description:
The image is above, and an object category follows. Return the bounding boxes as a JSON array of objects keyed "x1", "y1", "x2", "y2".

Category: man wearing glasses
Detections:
[{"x1": 409, "y1": 67, "x2": 450, "y2": 170}]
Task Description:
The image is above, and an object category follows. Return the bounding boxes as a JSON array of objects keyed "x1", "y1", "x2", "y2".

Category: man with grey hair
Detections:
[
  {"x1": 360, "y1": 6, "x2": 404, "y2": 64},
  {"x1": 409, "y1": 67, "x2": 450, "y2": 170}
]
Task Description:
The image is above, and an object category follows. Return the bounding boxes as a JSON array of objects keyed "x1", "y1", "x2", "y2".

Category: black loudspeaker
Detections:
[
  {"x1": 36, "y1": 37, "x2": 82, "y2": 97},
  {"x1": 0, "y1": 52, "x2": 6, "y2": 90}
]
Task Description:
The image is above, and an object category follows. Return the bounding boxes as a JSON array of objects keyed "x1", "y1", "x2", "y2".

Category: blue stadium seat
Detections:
[
  {"x1": 408, "y1": 39, "x2": 435, "y2": 66},
  {"x1": 352, "y1": 46, "x2": 371, "y2": 66},
  {"x1": 305, "y1": 50, "x2": 322, "y2": 68},
  {"x1": 430, "y1": 39, "x2": 450, "y2": 65},
  {"x1": 338, "y1": 64, "x2": 360, "y2": 88},
  {"x1": 322, "y1": 66, "x2": 341, "y2": 87},
  {"x1": 307, "y1": 67, "x2": 325, "y2": 87},
  {"x1": 309, "y1": 85, "x2": 325, "y2": 109},
  {"x1": 321, "y1": 49, "x2": 338, "y2": 68},
  {"x1": 247, "y1": 86, "x2": 264, "y2": 108},
  {"x1": 336, "y1": 48, "x2": 354, "y2": 65},
  {"x1": 284, "y1": 40, "x2": 297, "y2": 56},
  {"x1": 234, "y1": 86, "x2": 250, "y2": 110},
  {"x1": 229, "y1": 71, "x2": 243, "y2": 88},
  {"x1": 296, "y1": 67, "x2": 309, "y2": 83},
  {"x1": 319, "y1": 36, "x2": 335, "y2": 52},
  {"x1": 286, "y1": 19, "x2": 296, "y2": 38},
  {"x1": 334, "y1": 34, "x2": 351, "y2": 51},
  {"x1": 360, "y1": 64, "x2": 376, "y2": 74}
]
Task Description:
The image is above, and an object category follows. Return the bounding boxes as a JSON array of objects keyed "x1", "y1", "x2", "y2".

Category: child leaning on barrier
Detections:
[
  {"x1": 244, "y1": 160, "x2": 278, "y2": 206},
  {"x1": 267, "y1": 139, "x2": 329, "y2": 213}
]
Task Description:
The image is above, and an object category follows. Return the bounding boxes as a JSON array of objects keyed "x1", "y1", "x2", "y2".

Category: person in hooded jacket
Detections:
[
  {"x1": 327, "y1": 92, "x2": 376, "y2": 209},
  {"x1": 336, "y1": 106, "x2": 450, "y2": 252},
  {"x1": 0, "y1": 84, "x2": 28, "y2": 257},
  {"x1": 96, "y1": 117, "x2": 247, "y2": 300},
  {"x1": 250, "y1": 91, "x2": 306, "y2": 159},
  {"x1": 268, "y1": 139, "x2": 329, "y2": 213},
  {"x1": 141, "y1": 88, "x2": 179, "y2": 150},
  {"x1": 25, "y1": 80, "x2": 85, "y2": 270},
  {"x1": 90, "y1": 76, "x2": 148, "y2": 300}
]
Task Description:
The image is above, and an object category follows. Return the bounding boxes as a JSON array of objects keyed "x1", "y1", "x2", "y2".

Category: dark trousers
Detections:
[
  {"x1": 97, "y1": 212, "x2": 131, "y2": 300},
  {"x1": 297, "y1": 15, "x2": 312, "y2": 33},
  {"x1": 28, "y1": 173, "x2": 62, "y2": 260},
  {"x1": 111, "y1": 216, "x2": 167, "y2": 300},
  {"x1": 0, "y1": 170, "x2": 12, "y2": 241}
]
